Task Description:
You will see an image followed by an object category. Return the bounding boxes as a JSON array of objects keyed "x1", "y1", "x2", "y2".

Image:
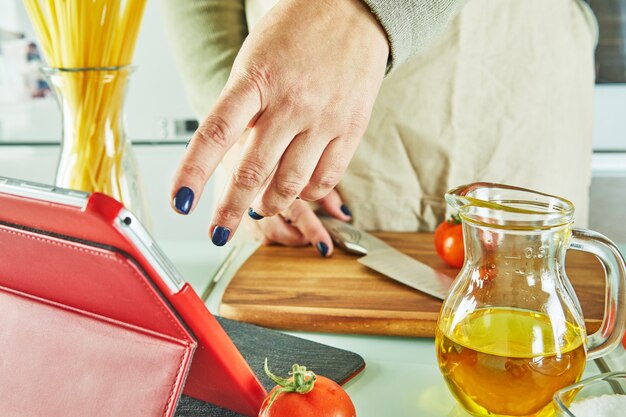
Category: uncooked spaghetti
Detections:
[{"x1": 23, "y1": 0, "x2": 147, "y2": 199}]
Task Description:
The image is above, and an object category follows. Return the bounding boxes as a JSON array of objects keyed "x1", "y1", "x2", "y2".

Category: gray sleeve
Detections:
[
  {"x1": 161, "y1": 0, "x2": 248, "y2": 118},
  {"x1": 362, "y1": 0, "x2": 468, "y2": 71}
]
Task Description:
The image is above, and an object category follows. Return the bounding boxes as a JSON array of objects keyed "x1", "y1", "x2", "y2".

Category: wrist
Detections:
[{"x1": 338, "y1": 0, "x2": 390, "y2": 59}]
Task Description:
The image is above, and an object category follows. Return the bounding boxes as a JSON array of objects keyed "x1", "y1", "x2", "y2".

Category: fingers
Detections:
[
  {"x1": 170, "y1": 78, "x2": 261, "y2": 215},
  {"x1": 248, "y1": 216, "x2": 309, "y2": 247},
  {"x1": 281, "y1": 200, "x2": 334, "y2": 257},
  {"x1": 300, "y1": 134, "x2": 360, "y2": 202},
  {"x1": 251, "y1": 130, "x2": 328, "y2": 217},
  {"x1": 209, "y1": 117, "x2": 298, "y2": 245},
  {"x1": 317, "y1": 189, "x2": 352, "y2": 221},
  {"x1": 249, "y1": 198, "x2": 337, "y2": 257}
]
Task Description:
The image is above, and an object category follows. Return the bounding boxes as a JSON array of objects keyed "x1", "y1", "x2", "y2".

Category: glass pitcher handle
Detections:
[{"x1": 570, "y1": 228, "x2": 626, "y2": 360}]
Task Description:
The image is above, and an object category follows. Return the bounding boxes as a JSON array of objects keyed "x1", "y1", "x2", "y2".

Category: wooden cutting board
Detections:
[{"x1": 220, "y1": 233, "x2": 606, "y2": 337}]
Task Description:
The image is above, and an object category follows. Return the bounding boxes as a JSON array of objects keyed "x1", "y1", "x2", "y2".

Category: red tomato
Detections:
[
  {"x1": 434, "y1": 216, "x2": 465, "y2": 268},
  {"x1": 434, "y1": 220, "x2": 454, "y2": 258},
  {"x1": 259, "y1": 362, "x2": 356, "y2": 417}
]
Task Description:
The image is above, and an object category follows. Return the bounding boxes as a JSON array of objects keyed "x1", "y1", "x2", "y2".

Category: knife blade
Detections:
[{"x1": 320, "y1": 216, "x2": 453, "y2": 300}]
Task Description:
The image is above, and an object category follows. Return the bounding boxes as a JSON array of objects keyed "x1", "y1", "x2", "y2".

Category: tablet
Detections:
[{"x1": 0, "y1": 176, "x2": 266, "y2": 417}]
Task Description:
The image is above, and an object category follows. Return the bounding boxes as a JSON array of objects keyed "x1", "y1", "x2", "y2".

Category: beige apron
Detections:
[{"x1": 245, "y1": 0, "x2": 597, "y2": 231}]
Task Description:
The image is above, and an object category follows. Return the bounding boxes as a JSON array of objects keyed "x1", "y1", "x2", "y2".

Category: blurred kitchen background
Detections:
[
  {"x1": 0, "y1": 0, "x2": 209, "y2": 244},
  {"x1": 0, "y1": 0, "x2": 625, "y2": 244}
]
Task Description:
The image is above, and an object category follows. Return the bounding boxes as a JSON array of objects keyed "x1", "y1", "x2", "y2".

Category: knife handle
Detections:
[{"x1": 320, "y1": 216, "x2": 368, "y2": 256}]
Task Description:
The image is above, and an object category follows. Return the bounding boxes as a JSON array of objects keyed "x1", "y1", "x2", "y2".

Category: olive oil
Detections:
[{"x1": 436, "y1": 308, "x2": 586, "y2": 417}]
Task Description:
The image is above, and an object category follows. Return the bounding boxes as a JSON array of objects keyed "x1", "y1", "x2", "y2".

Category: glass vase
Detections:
[{"x1": 44, "y1": 66, "x2": 150, "y2": 224}]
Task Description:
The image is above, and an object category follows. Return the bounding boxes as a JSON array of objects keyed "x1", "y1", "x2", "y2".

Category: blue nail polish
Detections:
[
  {"x1": 340, "y1": 204, "x2": 352, "y2": 217},
  {"x1": 173, "y1": 187, "x2": 194, "y2": 214},
  {"x1": 316, "y1": 242, "x2": 329, "y2": 257},
  {"x1": 212, "y1": 226, "x2": 231, "y2": 246},
  {"x1": 248, "y1": 208, "x2": 264, "y2": 220}
]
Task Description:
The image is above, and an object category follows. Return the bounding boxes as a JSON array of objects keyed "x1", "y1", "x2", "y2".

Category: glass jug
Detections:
[
  {"x1": 435, "y1": 183, "x2": 626, "y2": 417},
  {"x1": 44, "y1": 66, "x2": 151, "y2": 226}
]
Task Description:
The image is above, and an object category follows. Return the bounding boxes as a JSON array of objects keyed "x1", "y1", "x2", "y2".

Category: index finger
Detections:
[{"x1": 170, "y1": 79, "x2": 261, "y2": 215}]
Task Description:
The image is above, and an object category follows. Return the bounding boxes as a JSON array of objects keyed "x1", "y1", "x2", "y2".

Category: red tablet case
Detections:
[{"x1": 0, "y1": 189, "x2": 266, "y2": 416}]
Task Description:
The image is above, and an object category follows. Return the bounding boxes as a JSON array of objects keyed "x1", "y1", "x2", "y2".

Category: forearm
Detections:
[
  {"x1": 362, "y1": 0, "x2": 468, "y2": 71},
  {"x1": 162, "y1": 0, "x2": 248, "y2": 118}
]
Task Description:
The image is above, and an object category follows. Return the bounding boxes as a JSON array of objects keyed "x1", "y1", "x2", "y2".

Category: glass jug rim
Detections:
[{"x1": 445, "y1": 182, "x2": 575, "y2": 230}]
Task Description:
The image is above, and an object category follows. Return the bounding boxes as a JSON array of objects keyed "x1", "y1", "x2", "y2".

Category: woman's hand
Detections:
[
  {"x1": 170, "y1": 0, "x2": 388, "y2": 245},
  {"x1": 247, "y1": 189, "x2": 351, "y2": 257}
]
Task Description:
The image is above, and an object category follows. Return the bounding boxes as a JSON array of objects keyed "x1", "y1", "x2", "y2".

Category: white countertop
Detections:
[{"x1": 160, "y1": 240, "x2": 626, "y2": 417}]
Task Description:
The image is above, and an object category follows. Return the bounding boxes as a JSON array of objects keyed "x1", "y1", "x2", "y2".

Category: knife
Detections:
[{"x1": 320, "y1": 216, "x2": 453, "y2": 300}]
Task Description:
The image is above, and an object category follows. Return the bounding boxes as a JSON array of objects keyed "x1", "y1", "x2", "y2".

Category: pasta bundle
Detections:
[{"x1": 23, "y1": 0, "x2": 148, "y2": 202}]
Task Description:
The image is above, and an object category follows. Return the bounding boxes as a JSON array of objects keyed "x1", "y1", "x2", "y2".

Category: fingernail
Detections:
[
  {"x1": 211, "y1": 226, "x2": 231, "y2": 246},
  {"x1": 248, "y1": 208, "x2": 264, "y2": 220},
  {"x1": 316, "y1": 242, "x2": 329, "y2": 257},
  {"x1": 340, "y1": 204, "x2": 352, "y2": 217},
  {"x1": 173, "y1": 186, "x2": 194, "y2": 214}
]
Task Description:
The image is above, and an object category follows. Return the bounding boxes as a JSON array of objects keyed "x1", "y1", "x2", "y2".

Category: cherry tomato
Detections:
[
  {"x1": 259, "y1": 361, "x2": 356, "y2": 417},
  {"x1": 434, "y1": 216, "x2": 465, "y2": 268},
  {"x1": 434, "y1": 219, "x2": 454, "y2": 258}
]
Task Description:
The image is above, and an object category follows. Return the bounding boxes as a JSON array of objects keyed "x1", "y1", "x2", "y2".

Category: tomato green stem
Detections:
[{"x1": 263, "y1": 358, "x2": 317, "y2": 410}]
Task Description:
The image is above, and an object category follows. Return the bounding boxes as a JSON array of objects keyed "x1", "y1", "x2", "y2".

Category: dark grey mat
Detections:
[{"x1": 174, "y1": 317, "x2": 365, "y2": 417}]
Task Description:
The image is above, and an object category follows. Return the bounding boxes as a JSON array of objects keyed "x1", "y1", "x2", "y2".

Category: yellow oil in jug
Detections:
[{"x1": 436, "y1": 307, "x2": 586, "y2": 417}]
